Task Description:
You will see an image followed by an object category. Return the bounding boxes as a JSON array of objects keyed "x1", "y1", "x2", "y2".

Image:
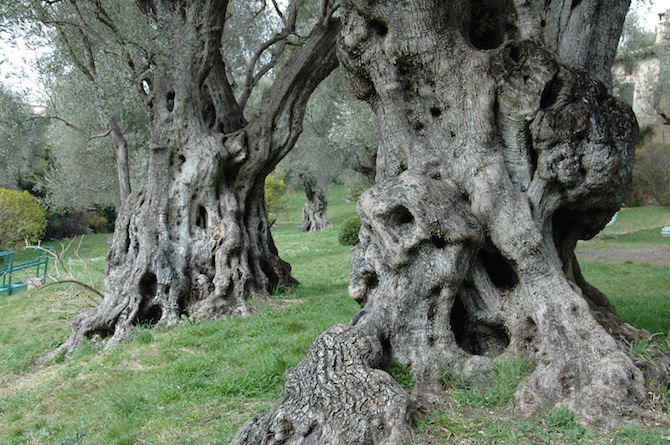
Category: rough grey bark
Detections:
[
  {"x1": 44, "y1": 0, "x2": 340, "y2": 355},
  {"x1": 299, "y1": 174, "x2": 333, "y2": 232},
  {"x1": 233, "y1": 1, "x2": 668, "y2": 442}
]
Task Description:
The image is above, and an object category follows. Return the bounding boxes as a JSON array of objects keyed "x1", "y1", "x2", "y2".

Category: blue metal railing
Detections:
[{"x1": 0, "y1": 246, "x2": 51, "y2": 296}]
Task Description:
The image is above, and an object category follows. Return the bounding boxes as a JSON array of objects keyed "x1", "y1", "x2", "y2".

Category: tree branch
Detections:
[
  {"x1": 43, "y1": 115, "x2": 111, "y2": 141},
  {"x1": 656, "y1": 107, "x2": 670, "y2": 126},
  {"x1": 246, "y1": 16, "x2": 341, "y2": 164},
  {"x1": 238, "y1": 0, "x2": 301, "y2": 110}
]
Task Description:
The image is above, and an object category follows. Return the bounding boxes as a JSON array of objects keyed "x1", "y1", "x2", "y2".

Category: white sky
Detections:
[
  {"x1": 634, "y1": 0, "x2": 669, "y2": 30},
  {"x1": 0, "y1": 1, "x2": 667, "y2": 105},
  {"x1": 0, "y1": 33, "x2": 48, "y2": 104}
]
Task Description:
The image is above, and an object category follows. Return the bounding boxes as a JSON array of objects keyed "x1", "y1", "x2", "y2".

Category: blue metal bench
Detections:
[{"x1": 0, "y1": 246, "x2": 51, "y2": 296}]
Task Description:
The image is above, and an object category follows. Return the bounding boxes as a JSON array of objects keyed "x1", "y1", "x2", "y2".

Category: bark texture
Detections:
[
  {"x1": 49, "y1": 1, "x2": 340, "y2": 355},
  {"x1": 232, "y1": 325, "x2": 414, "y2": 445},
  {"x1": 233, "y1": 0, "x2": 668, "y2": 442}
]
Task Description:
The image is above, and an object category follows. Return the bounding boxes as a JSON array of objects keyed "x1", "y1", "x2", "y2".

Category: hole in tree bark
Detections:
[
  {"x1": 431, "y1": 236, "x2": 447, "y2": 249},
  {"x1": 387, "y1": 205, "x2": 414, "y2": 226},
  {"x1": 369, "y1": 19, "x2": 388, "y2": 36},
  {"x1": 480, "y1": 242, "x2": 519, "y2": 290},
  {"x1": 366, "y1": 273, "x2": 379, "y2": 290},
  {"x1": 137, "y1": 303, "x2": 163, "y2": 325},
  {"x1": 540, "y1": 74, "x2": 563, "y2": 108},
  {"x1": 178, "y1": 154, "x2": 186, "y2": 164},
  {"x1": 139, "y1": 271, "x2": 157, "y2": 298},
  {"x1": 520, "y1": 317, "x2": 539, "y2": 354},
  {"x1": 468, "y1": 0, "x2": 504, "y2": 49},
  {"x1": 571, "y1": 0, "x2": 583, "y2": 9},
  {"x1": 397, "y1": 62, "x2": 410, "y2": 76},
  {"x1": 451, "y1": 293, "x2": 510, "y2": 356},
  {"x1": 166, "y1": 91, "x2": 175, "y2": 112},
  {"x1": 196, "y1": 205, "x2": 208, "y2": 229},
  {"x1": 430, "y1": 107, "x2": 442, "y2": 117}
]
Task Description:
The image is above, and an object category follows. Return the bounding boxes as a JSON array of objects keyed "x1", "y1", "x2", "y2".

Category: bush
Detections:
[
  {"x1": 265, "y1": 169, "x2": 289, "y2": 224},
  {"x1": 84, "y1": 209, "x2": 115, "y2": 233},
  {"x1": 0, "y1": 188, "x2": 47, "y2": 250},
  {"x1": 339, "y1": 215, "x2": 361, "y2": 246},
  {"x1": 345, "y1": 181, "x2": 368, "y2": 203}
]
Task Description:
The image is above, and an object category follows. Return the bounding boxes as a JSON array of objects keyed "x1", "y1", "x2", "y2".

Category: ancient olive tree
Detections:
[
  {"x1": 35, "y1": 0, "x2": 340, "y2": 356},
  {"x1": 233, "y1": 1, "x2": 669, "y2": 443}
]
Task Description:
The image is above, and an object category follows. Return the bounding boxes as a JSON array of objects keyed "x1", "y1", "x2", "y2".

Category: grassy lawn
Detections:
[{"x1": 0, "y1": 192, "x2": 668, "y2": 444}]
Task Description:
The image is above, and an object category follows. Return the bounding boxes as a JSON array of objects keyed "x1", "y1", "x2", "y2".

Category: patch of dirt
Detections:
[
  {"x1": 575, "y1": 244, "x2": 670, "y2": 267},
  {"x1": 0, "y1": 366, "x2": 60, "y2": 399}
]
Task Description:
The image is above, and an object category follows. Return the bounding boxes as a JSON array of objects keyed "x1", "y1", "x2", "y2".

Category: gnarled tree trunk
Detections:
[
  {"x1": 48, "y1": 0, "x2": 340, "y2": 355},
  {"x1": 299, "y1": 174, "x2": 333, "y2": 232},
  {"x1": 233, "y1": 1, "x2": 668, "y2": 443}
]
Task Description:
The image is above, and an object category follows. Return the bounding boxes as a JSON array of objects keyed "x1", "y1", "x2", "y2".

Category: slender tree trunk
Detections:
[
  {"x1": 46, "y1": 1, "x2": 340, "y2": 355},
  {"x1": 233, "y1": 1, "x2": 668, "y2": 443},
  {"x1": 299, "y1": 174, "x2": 333, "y2": 232},
  {"x1": 107, "y1": 117, "x2": 132, "y2": 203}
]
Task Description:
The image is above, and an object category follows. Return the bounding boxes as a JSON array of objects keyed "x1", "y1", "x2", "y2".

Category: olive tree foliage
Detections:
[
  {"x1": 16, "y1": 0, "x2": 341, "y2": 357},
  {"x1": 233, "y1": 1, "x2": 669, "y2": 443},
  {"x1": 36, "y1": 49, "x2": 149, "y2": 211},
  {"x1": 280, "y1": 68, "x2": 377, "y2": 230},
  {"x1": 617, "y1": 8, "x2": 656, "y2": 55},
  {"x1": 327, "y1": 81, "x2": 378, "y2": 185},
  {"x1": 0, "y1": 84, "x2": 47, "y2": 191}
]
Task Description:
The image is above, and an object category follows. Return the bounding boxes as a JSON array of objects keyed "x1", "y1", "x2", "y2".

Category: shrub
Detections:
[
  {"x1": 265, "y1": 169, "x2": 289, "y2": 224},
  {"x1": 85, "y1": 209, "x2": 115, "y2": 233},
  {"x1": 0, "y1": 188, "x2": 47, "y2": 250},
  {"x1": 345, "y1": 181, "x2": 368, "y2": 203},
  {"x1": 338, "y1": 215, "x2": 361, "y2": 246}
]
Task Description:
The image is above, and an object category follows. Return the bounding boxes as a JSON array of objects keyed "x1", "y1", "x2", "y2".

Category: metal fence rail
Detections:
[{"x1": 0, "y1": 247, "x2": 51, "y2": 296}]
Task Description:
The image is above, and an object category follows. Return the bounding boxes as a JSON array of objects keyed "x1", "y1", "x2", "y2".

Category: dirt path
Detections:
[{"x1": 575, "y1": 244, "x2": 670, "y2": 267}]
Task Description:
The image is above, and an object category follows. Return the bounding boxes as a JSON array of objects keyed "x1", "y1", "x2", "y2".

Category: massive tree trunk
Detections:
[
  {"x1": 48, "y1": 0, "x2": 340, "y2": 355},
  {"x1": 233, "y1": 1, "x2": 668, "y2": 443},
  {"x1": 299, "y1": 174, "x2": 333, "y2": 232}
]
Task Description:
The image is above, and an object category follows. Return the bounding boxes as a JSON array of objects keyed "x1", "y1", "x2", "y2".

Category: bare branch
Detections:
[
  {"x1": 656, "y1": 107, "x2": 670, "y2": 126},
  {"x1": 238, "y1": 0, "x2": 301, "y2": 110},
  {"x1": 88, "y1": 127, "x2": 113, "y2": 141},
  {"x1": 42, "y1": 115, "x2": 112, "y2": 142}
]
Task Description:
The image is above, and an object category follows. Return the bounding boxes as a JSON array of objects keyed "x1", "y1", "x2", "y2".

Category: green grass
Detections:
[
  {"x1": 1, "y1": 191, "x2": 669, "y2": 444},
  {"x1": 592, "y1": 205, "x2": 670, "y2": 247},
  {"x1": 580, "y1": 262, "x2": 670, "y2": 333}
]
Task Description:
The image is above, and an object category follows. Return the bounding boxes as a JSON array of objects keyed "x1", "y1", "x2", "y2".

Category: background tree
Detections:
[
  {"x1": 232, "y1": 1, "x2": 666, "y2": 443},
  {"x1": 0, "y1": 85, "x2": 47, "y2": 191},
  {"x1": 16, "y1": 0, "x2": 342, "y2": 356},
  {"x1": 281, "y1": 68, "x2": 378, "y2": 230},
  {"x1": 35, "y1": 48, "x2": 149, "y2": 212}
]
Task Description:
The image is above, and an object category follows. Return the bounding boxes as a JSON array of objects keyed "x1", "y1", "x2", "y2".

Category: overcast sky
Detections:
[{"x1": 0, "y1": 2, "x2": 667, "y2": 105}]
